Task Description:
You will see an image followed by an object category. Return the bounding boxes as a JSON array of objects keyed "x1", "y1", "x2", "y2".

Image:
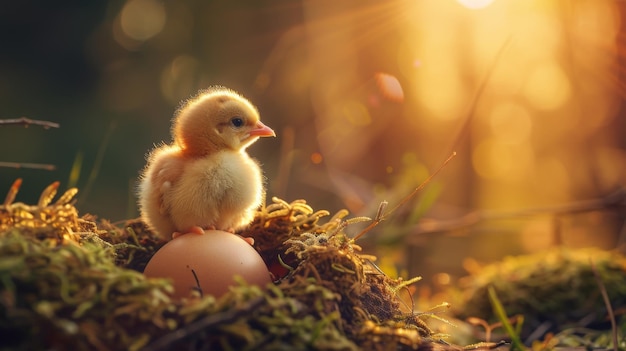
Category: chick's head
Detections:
[{"x1": 172, "y1": 87, "x2": 275, "y2": 156}]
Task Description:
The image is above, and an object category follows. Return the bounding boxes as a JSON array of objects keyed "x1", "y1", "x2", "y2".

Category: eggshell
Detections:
[{"x1": 143, "y1": 230, "x2": 271, "y2": 299}]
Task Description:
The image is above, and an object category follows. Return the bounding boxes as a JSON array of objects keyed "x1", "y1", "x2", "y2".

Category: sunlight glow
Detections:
[
  {"x1": 301, "y1": 0, "x2": 621, "y2": 247},
  {"x1": 489, "y1": 103, "x2": 532, "y2": 144},
  {"x1": 472, "y1": 137, "x2": 536, "y2": 182},
  {"x1": 520, "y1": 218, "x2": 554, "y2": 252},
  {"x1": 472, "y1": 138, "x2": 514, "y2": 179},
  {"x1": 536, "y1": 158, "x2": 571, "y2": 201},
  {"x1": 515, "y1": 12, "x2": 562, "y2": 61},
  {"x1": 416, "y1": 62, "x2": 465, "y2": 120},
  {"x1": 340, "y1": 101, "x2": 371, "y2": 127},
  {"x1": 456, "y1": 0, "x2": 495, "y2": 10},
  {"x1": 523, "y1": 63, "x2": 571, "y2": 110}
]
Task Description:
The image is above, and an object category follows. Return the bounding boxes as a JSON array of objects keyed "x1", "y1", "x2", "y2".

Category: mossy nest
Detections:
[
  {"x1": 0, "y1": 180, "x2": 463, "y2": 351},
  {"x1": 450, "y1": 247, "x2": 626, "y2": 342}
]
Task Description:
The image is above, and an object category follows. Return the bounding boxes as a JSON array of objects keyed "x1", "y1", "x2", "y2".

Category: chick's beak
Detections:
[{"x1": 249, "y1": 121, "x2": 276, "y2": 137}]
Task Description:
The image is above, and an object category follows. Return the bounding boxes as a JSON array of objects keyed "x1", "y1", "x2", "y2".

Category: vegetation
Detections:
[
  {"x1": 1, "y1": 180, "x2": 624, "y2": 350},
  {"x1": 0, "y1": 180, "x2": 455, "y2": 351}
]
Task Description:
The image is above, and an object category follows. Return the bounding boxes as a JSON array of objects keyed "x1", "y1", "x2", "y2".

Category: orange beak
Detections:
[{"x1": 249, "y1": 121, "x2": 276, "y2": 137}]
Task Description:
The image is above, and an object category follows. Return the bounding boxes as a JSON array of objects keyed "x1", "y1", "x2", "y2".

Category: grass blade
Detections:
[{"x1": 487, "y1": 286, "x2": 525, "y2": 351}]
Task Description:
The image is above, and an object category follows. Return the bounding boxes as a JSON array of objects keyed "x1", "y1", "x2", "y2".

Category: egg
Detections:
[{"x1": 143, "y1": 230, "x2": 271, "y2": 299}]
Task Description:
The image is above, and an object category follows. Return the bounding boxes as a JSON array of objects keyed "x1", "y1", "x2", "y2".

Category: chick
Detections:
[{"x1": 138, "y1": 87, "x2": 275, "y2": 240}]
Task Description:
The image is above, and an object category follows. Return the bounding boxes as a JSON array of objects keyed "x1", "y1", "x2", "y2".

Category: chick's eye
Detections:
[{"x1": 230, "y1": 117, "x2": 244, "y2": 128}]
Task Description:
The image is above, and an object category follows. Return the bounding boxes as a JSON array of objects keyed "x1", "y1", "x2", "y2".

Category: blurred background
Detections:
[{"x1": 1, "y1": 0, "x2": 624, "y2": 288}]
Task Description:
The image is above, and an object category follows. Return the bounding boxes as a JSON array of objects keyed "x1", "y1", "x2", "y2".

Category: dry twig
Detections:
[
  {"x1": 590, "y1": 259, "x2": 619, "y2": 351},
  {"x1": 0, "y1": 161, "x2": 56, "y2": 170},
  {"x1": 409, "y1": 188, "x2": 626, "y2": 236},
  {"x1": 352, "y1": 152, "x2": 457, "y2": 242},
  {"x1": 0, "y1": 117, "x2": 59, "y2": 129}
]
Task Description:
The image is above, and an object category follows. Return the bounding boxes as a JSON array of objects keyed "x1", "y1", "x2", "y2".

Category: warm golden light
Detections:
[
  {"x1": 433, "y1": 273, "x2": 451, "y2": 286},
  {"x1": 536, "y1": 158, "x2": 571, "y2": 201},
  {"x1": 523, "y1": 62, "x2": 571, "y2": 110},
  {"x1": 514, "y1": 12, "x2": 562, "y2": 61},
  {"x1": 489, "y1": 103, "x2": 532, "y2": 144},
  {"x1": 520, "y1": 218, "x2": 554, "y2": 252},
  {"x1": 472, "y1": 138, "x2": 514, "y2": 179},
  {"x1": 456, "y1": 0, "x2": 495, "y2": 10},
  {"x1": 340, "y1": 100, "x2": 371, "y2": 127},
  {"x1": 298, "y1": 0, "x2": 622, "y2": 256},
  {"x1": 416, "y1": 63, "x2": 465, "y2": 120}
]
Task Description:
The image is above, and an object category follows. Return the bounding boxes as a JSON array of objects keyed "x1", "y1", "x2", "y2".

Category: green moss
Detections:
[
  {"x1": 452, "y1": 247, "x2": 626, "y2": 344},
  {"x1": 0, "y1": 182, "x2": 447, "y2": 351}
]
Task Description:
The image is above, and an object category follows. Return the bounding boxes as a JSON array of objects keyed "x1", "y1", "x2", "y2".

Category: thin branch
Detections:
[
  {"x1": 352, "y1": 39, "x2": 511, "y2": 243},
  {"x1": 443, "y1": 37, "x2": 511, "y2": 161},
  {"x1": 590, "y1": 259, "x2": 619, "y2": 351},
  {"x1": 3, "y1": 178, "x2": 22, "y2": 206},
  {"x1": 410, "y1": 188, "x2": 626, "y2": 236},
  {"x1": 384, "y1": 152, "x2": 458, "y2": 219},
  {"x1": 0, "y1": 161, "x2": 56, "y2": 171},
  {"x1": 0, "y1": 117, "x2": 59, "y2": 129},
  {"x1": 352, "y1": 152, "x2": 457, "y2": 242}
]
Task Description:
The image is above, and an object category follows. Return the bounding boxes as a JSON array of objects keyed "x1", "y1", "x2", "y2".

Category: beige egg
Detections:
[{"x1": 143, "y1": 230, "x2": 271, "y2": 299}]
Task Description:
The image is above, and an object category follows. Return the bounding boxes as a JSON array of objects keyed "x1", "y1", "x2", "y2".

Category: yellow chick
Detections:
[{"x1": 138, "y1": 87, "x2": 275, "y2": 240}]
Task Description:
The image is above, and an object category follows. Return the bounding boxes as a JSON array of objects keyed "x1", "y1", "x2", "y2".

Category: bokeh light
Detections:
[
  {"x1": 310, "y1": 152, "x2": 323, "y2": 165},
  {"x1": 375, "y1": 73, "x2": 404, "y2": 102},
  {"x1": 472, "y1": 138, "x2": 514, "y2": 179},
  {"x1": 160, "y1": 55, "x2": 200, "y2": 104},
  {"x1": 523, "y1": 62, "x2": 571, "y2": 110},
  {"x1": 489, "y1": 103, "x2": 532, "y2": 144},
  {"x1": 120, "y1": 0, "x2": 166, "y2": 42}
]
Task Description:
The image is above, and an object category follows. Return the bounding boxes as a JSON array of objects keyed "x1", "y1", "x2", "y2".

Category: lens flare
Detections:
[{"x1": 375, "y1": 73, "x2": 404, "y2": 102}]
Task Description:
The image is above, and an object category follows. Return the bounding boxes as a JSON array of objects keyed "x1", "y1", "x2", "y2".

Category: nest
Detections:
[{"x1": 0, "y1": 180, "x2": 468, "y2": 351}]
